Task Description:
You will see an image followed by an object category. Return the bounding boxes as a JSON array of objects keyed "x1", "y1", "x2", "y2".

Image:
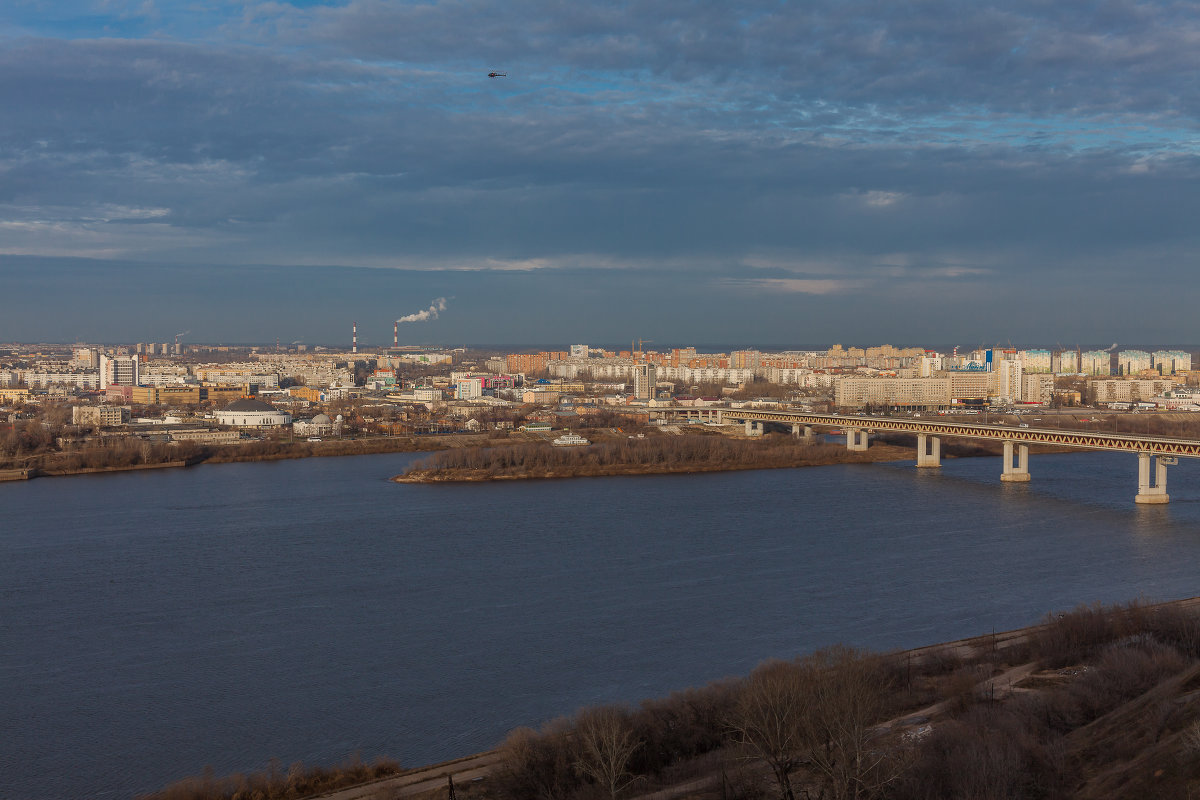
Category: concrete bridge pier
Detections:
[
  {"x1": 1000, "y1": 441, "x2": 1031, "y2": 482},
  {"x1": 791, "y1": 424, "x2": 815, "y2": 442},
  {"x1": 846, "y1": 429, "x2": 869, "y2": 451},
  {"x1": 744, "y1": 419, "x2": 762, "y2": 436},
  {"x1": 1135, "y1": 452, "x2": 1172, "y2": 504},
  {"x1": 916, "y1": 434, "x2": 942, "y2": 468}
]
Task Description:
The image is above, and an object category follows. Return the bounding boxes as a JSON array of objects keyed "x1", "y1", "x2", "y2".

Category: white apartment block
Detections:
[
  {"x1": 993, "y1": 359, "x2": 1024, "y2": 402},
  {"x1": 455, "y1": 378, "x2": 483, "y2": 400},
  {"x1": 765, "y1": 367, "x2": 811, "y2": 384},
  {"x1": 548, "y1": 359, "x2": 587, "y2": 379},
  {"x1": 1054, "y1": 350, "x2": 1079, "y2": 374},
  {"x1": 1117, "y1": 350, "x2": 1153, "y2": 375},
  {"x1": 71, "y1": 347, "x2": 100, "y2": 369},
  {"x1": 99, "y1": 354, "x2": 139, "y2": 390},
  {"x1": 1080, "y1": 351, "x2": 1112, "y2": 376},
  {"x1": 72, "y1": 405, "x2": 131, "y2": 426},
  {"x1": 1020, "y1": 350, "x2": 1052, "y2": 373},
  {"x1": 1089, "y1": 379, "x2": 1175, "y2": 404},
  {"x1": 1021, "y1": 374, "x2": 1055, "y2": 405},
  {"x1": 834, "y1": 377, "x2": 951, "y2": 409},
  {"x1": 659, "y1": 366, "x2": 754, "y2": 385},
  {"x1": 5, "y1": 370, "x2": 101, "y2": 389},
  {"x1": 1153, "y1": 351, "x2": 1192, "y2": 375}
]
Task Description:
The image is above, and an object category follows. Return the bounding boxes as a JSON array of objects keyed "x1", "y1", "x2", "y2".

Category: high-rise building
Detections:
[
  {"x1": 100, "y1": 354, "x2": 140, "y2": 390},
  {"x1": 455, "y1": 377, "x2": 483, "y2": 400},
  {"x1": 71, "y1": 347, "x2": 99, "y2": 369},
  {"x1": 1021, "y1": 373, "x2": 1055, "y2": 404},
  {"x1": 731, "y1": 350, "x2": 762, "y2": 369},
  {"x1": 506, "y1": 353, "x2": 550, "y2": 374},
  {"x1": 1153, "y1": 350, "x2": 1192, "y2": 375},
  {"x1": 1020, "y1": 349, "x2": 1052, "y2": 373},
  {"x1": 918, "y1": 354, "x2": 942, "y2": 377},
  {"x1": 1054, "y1": 350, "x2": 1079, "y2": 374},
  {"x1": 1080, "y1": 350, "x2": 1111, "y2": 376},
  {"x1": 994, "y1": 358, "x2": 1023, "y2": 402},
  {"x1": 633, "y1": 363, "x2": 657, "y2": 400},
  {"x1": 1117, "y1": 350, "x2": 1153, "y2": 375}
]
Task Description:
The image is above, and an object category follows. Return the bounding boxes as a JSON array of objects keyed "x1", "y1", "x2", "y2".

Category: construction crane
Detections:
[{"x1": 632, "y1": 338, "x2": 652, "y2": 358}]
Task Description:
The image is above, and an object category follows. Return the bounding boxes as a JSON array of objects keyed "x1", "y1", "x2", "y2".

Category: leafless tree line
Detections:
[
  {"x1": 405, "y1": 435, "x2": 865, "y2": 479},
  {"x1": 136, "y1": 755, "x2": 400, "y2": 800},
  {"x1": 493, "y1": 646, "x2": 900, "y2": 800},
  {"x1": 493, "y1": 603, "x2": 1200, "y2": 800}
]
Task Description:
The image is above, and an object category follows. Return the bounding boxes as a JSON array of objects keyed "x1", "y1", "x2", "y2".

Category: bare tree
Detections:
[
  {"x1": 802, "y1": 646, "x2": 896, "y2": 800},
  {"x1": 493, "y1": 720, "x2": 578, "y2": 800},
  {"x1": 731, "y1": 649, "x2": 897, "y2": 800},
  {"x1": 730, "y1": 659, "x2": 812, "y2": 800},
  {"x1": 574, "y1": 705, "x2": 643, "y2": 799}
]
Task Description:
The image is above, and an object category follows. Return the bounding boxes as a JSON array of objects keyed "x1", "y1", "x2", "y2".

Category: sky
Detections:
[{"x1": 2, "y1": 0, "x2": 1200, "y2": 347}]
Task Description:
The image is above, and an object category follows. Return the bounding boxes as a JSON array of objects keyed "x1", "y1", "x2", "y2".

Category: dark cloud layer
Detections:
[{"x1": 1, "y1": 1, "x2": 1198, "y2": 341}]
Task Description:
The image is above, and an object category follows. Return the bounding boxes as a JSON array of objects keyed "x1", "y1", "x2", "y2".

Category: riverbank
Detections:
[
  {"x1": 0, "y1": 433, "x2": 493, "y2": 481},
  {"x1": 144, "y1": 596, "x2": 1200, "y2": 800}
]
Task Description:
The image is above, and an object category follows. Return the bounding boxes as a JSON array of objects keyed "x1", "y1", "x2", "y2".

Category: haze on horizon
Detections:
[{"x1": 2, "y1": 1, "x2": 1199, "y2": 345}]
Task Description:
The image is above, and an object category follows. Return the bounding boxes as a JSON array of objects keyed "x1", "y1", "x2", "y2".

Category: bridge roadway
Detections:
[{"x1": 651, "y1": 408, "x2": 1200, "y2": 504}]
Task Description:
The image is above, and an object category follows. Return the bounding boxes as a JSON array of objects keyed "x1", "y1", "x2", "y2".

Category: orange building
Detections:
[
  {"x1": 506, "y1": 353, "x2": 550, "y2": 373},
  {"x1": 288, "y1": 386, "x2": 323, "y2": 403}
]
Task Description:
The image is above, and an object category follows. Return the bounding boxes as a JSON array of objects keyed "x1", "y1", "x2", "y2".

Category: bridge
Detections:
[{"x1": 650, "y1": 408, "x2": 1200, "y2": 504}]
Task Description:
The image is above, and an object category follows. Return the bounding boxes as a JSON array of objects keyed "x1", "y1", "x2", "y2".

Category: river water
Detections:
[{"x1": 3, "y1": 449, "x2": 1200, "y2": 799}]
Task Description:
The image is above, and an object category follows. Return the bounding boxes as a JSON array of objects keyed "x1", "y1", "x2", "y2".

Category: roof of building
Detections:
[
  {"x1": 223, "y1": 397, "x2": 277, "y2": 412},
  {"x1": 311, "y1": 413, "x2": 332, "y2": 424}
]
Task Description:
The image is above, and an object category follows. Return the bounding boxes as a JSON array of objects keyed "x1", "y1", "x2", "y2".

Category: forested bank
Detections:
[
  {"x1": 1, "y1": 433, "x2": 490, "y2": 479},
  {"x1": 396, "y1": 434, "x2": 910, "y2": 482}
]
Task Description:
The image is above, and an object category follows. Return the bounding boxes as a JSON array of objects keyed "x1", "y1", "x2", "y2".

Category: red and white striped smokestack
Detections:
[
  {"x1": 352, "y1": 322, "x2": 357, "y2": 354},
  {"x1": 393, "y1": 321, "x2": 398, "y2": 348}
]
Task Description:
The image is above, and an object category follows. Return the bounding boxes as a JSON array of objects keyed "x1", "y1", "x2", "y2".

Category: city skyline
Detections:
[{"x1": 4, "y1": 2, "x2": 1200, "y2": 341}]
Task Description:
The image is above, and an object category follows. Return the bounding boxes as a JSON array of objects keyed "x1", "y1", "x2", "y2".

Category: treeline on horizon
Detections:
[{"x1": 402, "y1": 434, "x2": 874, "y2": 478}]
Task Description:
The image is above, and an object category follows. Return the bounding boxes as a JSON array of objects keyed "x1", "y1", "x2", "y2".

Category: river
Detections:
[{"x1": 3, "y1": 448, "x2": 1200, "y2": 798}]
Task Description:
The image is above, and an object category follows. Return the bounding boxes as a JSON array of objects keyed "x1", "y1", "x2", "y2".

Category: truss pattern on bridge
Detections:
[{"x1": 657, "y1": 410, "x2": 1200, "y2": 458}]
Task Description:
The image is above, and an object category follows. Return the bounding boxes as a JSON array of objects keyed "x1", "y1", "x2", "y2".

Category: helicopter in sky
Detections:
[{"x1": 487, "y1": 71, "x2": 507, "y2": 78}]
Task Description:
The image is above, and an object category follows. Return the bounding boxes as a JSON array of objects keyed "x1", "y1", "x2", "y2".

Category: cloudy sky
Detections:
[{"x1": 2, "y1": 0, "x2": 1199, "y2": 347}]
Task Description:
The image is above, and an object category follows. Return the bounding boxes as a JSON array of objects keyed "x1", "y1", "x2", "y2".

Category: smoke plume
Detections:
[{"x1": 397, "y1": 297, "x2": 448, "y2": 324}]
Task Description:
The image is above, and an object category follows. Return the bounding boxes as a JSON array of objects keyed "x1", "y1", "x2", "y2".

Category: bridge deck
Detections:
[{"x1": 658, "y1": 409, "x2": 1200, "y2": 458}]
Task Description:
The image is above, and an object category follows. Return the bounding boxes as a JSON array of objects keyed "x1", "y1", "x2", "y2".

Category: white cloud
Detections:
[
  {"x1": 862, "y1": 190, "x2": 905, "y2": 207},
  {"x1": 723, "y1": 277, "x2": 863, "y2": 295}
]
